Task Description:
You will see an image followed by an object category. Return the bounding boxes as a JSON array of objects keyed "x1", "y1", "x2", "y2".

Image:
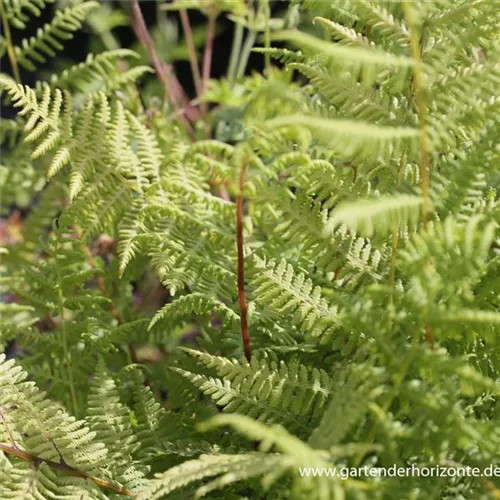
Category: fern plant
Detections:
[{"x1": 1, "y1": 0, "x2": 499, "y2": 499}]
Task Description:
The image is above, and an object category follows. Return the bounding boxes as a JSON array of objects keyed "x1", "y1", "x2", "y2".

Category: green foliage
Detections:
[
  {"x1": 13, "y1": 1, "x2": 99, "y2": 71},
  {"x1": 1, "y1": 0, "x2": 499, "y2": 499}
]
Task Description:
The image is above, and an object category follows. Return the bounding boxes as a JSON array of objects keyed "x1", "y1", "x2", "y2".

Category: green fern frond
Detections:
[
  {"x1": 117, "y1": 198, "x2": 146, "y2": 275},
  {"x1": 250, "y1": 257, "x2": 344, "y2": 341},
  {"x1": 149, "y1": 293, "x2": 239, "y2": 331},
  {"x1": 137, "y1": 453, "x2": 281, "y2": 500},
  {"x1": 308, "y1": 365, "x2": 384, "y2": 449},
  {"x1": 174, "y1": 347, "x2": 332, "y2": 433},
  {"x1": 267, "y1": 115, "x2": 418, "y2": 164},
  {"x1": 197, "y1": 414, "x2": 347, "y2": 499},
  {"x1": 353, "y1": 1, "x2": 409, "y2": 49},
  {"x1": 252, "y1": 47, "x2": 305, "y2": 65},
  {"x1": 271, "y1": 29, "x2": 414, "y2": 86},
  {"x1": 0, "y1": 117, "x2": 24, "y2": 146},
  {"x1": 139, "y1": 414, "x2": 347, "y2": 500},
  {"x1": 122, "y1": 367, "x2": 169, "y2": 462},
  {"x1": 0, "y1": 303, "x2": 37, "y2": 343},
  {"x1": 14, "y1": 2, "x2": 99, "y2": 71},
  {"x1": 86, "y1": 360, "x2": 147, "y2": 490},
  {"x1": 325, "y1": 193, "x2": 424, "y2": 238},
  {"x1": 42, "y1": 49, "x2": 153, "y2": 95},
  {"x1": 289, "y1": 62, "x2": 403, "y2": 125},
  {"x1": 1, "y1": 0, "x2": 54, "y2": 29},
  {"x1": 0, "y1": 77, "x2": 71, "y2": 163},
  {"x1": 435, "y1": 308, "x2": 500, "y2": 325},
  {"x1": 313, "y1": 16, "x2": 372, "y2": 47}
]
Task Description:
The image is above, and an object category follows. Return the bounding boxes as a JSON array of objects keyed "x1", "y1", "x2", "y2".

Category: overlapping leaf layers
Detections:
[{"x1": 1, "y1": 1, "x2": 499, "y2": 499}]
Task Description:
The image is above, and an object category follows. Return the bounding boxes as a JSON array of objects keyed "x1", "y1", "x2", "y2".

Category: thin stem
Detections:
[
  {"x1": 0, "y1": 2, "x2": 21, "y2": 83},
  {"x1": 389, "y1": 153, "x2": 406, "y2": 296},
  {"x1": 0, "y1": 408, "x2": 18, "y2": 449},
  {"x1": 51, "y1": 236, "x2": 78, "y2": 416},
  {"x1": 403, "y1": 2, "x2": 434, "y2": 346},
  {"x1": 403, "y1": 1, "x2": 431, "y2": 229},
  {"x1": 201, "y1": 6, "x2": 217, "y2": 138},
  {"x1": 130, "y1": 0, "x2": 195, "y2": 140},
  {"x1": 425, "y1": 322, "x2": 433, "y2": 346},
  {"x1": 228, "y1": 23, "x2": 244, "y2": 86},
  {"x1": 179, "y1": 9, "x2": 203, "y2": 98},
  {"x1": 236, "y1": 153, "x2": 251, "y2": 363},
  {"x1": 236, "y1": 30, "x2": 257, "y2": 80},
  {"x1": 54, "y1": 246, "x2": 78, "y2": 416}
]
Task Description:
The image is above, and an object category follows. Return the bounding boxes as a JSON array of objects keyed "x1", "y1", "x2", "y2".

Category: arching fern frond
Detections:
[
  {"x1": 138, "y1": 414, "x2": 357, "y2": 500},
  {"x1": 271, "y1": 29, "x2": 414, "y2": 86},
  {"x1": 149, "y1": 293, "x2": 239, "y2": 332},
  {"x1": 250, "y1": 257, "x2": 344, "y2": 341},
  {"x1": 14, "y1": 2, "x2": 99, "y2": 71},
  {"x1": 325, "y1": 193, "x2": 424, "y2": 238},
  {"x1": 1, "y1": 0, "x2": 54, "y2": 29},
  {"x1": 267, "y1": 115, "x2": 419, "y2": 165},
  {"x1": 308, "y1": 364, "x2": 385, "y2": 450},
  {"x1": 0, "y1": 76, "x2": 72, "y2": 163},
  {"x1": 137, "y1": 452, "x2": 283, "y2": 500},
  {"x1": 312, "y1": 16, "x2": 373, "y2": 48},
  {"x1": 42, "y1": 49, "x2": 153, "y2": 95},
  {"x1": 173, "y1": 347, "x2": 332, "y2": 434}
]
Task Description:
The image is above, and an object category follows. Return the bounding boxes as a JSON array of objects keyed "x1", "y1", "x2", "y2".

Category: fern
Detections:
[
  {"x1": 14, "y1": 2, "x2": 99, "y2": 71},
  {"x1": 174, "y1": 347, "x2": 332, "y2": 434},
  {"x1": 2, "y1": 0, "x2": 55, "y2": 30},
  {"x1": 1, "y1": 0, "x2": 499, "y2": 499}
]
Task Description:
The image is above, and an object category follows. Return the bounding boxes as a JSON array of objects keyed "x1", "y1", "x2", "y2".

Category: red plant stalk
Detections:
[
  {"x1": 179, "y1": 9, "x2": 203, "y2": 98},
  {"x1": 130, "y1": 0, "x2": 196, "y2": 139}
]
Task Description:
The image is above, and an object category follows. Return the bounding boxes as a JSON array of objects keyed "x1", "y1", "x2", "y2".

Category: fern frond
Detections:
[
  {"x1": 353, "y1": 1, "x2": 409, "y2": 49},
  {"x1": 267, "y1": 115, "x2": 418, "y2": 164},
  {"x1": 2, "y1": 0, "x2": 54, "y2": 29},
  {"x1": 197, "y1": 415, "x2": 346, "y2": 499},
  {"x1": 122, "y1": 367, "x2": 169, "y2": 463},
  {"x1": 173, "y1": 348, "x2": 332, "y2": 433},
  {"x1": 139, "y1": 414, "x2": 346, "y2": 500},
  {"x1": 290, "y1": 62, "x2": 403, "y2": 125},
  {"x1": 308, "y1": 364, "x2": 383, "y2": 449},
  {"x1": 325, "y1": 193, "x2": 424, "y2": 238},
  {"x1": 271, "y1": 29, "x2": 414, "y2": 86},
  {"x1": 149, "y1": 293, "x2": 239, "y2": 331},
  {"x1": 137, "y1": 453, "x2": 281, "y2": 500},
  {"x1": 252, "y1": 47, "x2": 306, "y2": 65},
  {"x1": 250, "y1": 257, "x2": 344, "y2": 342},
  {"x1": 313, "y1": 16, "x2": 372, "y2": 47},
  {"x1": 117, "y1": 198, "x2": 146, "y2": 275},
  {"x1": 86, "y1": 360, "x2": 147, "y2": 491},
  {"x1": 42, "y1": 49, "x2": 153, "y2": 95},
  {"x1": 0, "y1": 77, "x2": 72, "y2": 163},
  {"x1": 0, "y1": 117, "x2": 24, "y2": 146},
  {"x1": 435, "y1": 308, "x2": 500, "y2": 325},
  {"x1": 14, "y1": 2, "x2": 99, "y2": 71}
]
